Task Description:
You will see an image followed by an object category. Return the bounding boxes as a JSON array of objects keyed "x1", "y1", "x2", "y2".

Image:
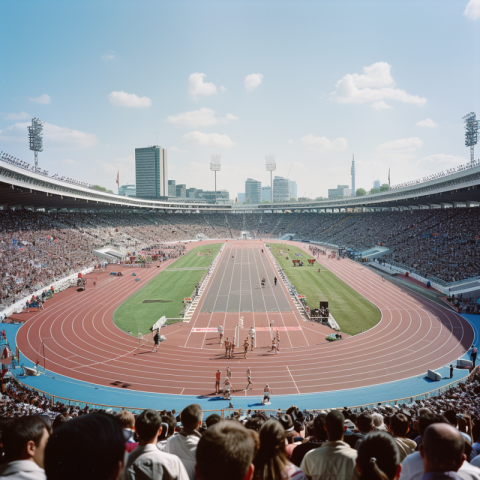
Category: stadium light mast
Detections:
[
  {"x1": 210, "y1": 154, "x2": 221, "y2": 204},
  {"x1": 265, "y1": 154, "x2": 276, "y2": 203},
  {"x1": 28, "y1": 117, "x2": 44, "y2": 171},
  {"x1": 463, "y1": 112, "x2": 479, "y2": 163}
]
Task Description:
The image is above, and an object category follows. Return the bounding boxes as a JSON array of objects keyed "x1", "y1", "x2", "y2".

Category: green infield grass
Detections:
[
  {"x1": 269, "y1": 243, "x2": 381, "y2": 336},
  {"x1": 113, "y1": 243, "x2": 223, "y2": 336}
]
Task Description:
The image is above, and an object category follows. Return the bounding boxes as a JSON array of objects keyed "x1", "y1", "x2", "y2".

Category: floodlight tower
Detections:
[
  {"x1": 210, "y1": 154, "x2": 221, "y2": 204},
  {"x1": 28, "y1": 117, "x2": 44, "y2": 171},
  {"x1": 463, "y1": 112, "x2": 479, "y2": 163},
  {"x1": 265, "y1": 154, "x2": 276, "y2": 203}
]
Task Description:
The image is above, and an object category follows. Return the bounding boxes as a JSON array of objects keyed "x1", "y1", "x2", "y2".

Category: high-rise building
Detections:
[
  {"x1": 168, "y1": 180, "x2": 176, "y2": 197},
  {"x1": 135, "y1": 146, "x2": 168, "y2": 198},
  {"x1": 238, "y1": 193, "x2": 246, "y2": 202},
  {"x1": 290, "y1": 180, "x2": 297, "y2": 200},
  {"x1": 245, "y1": 178, "x2": 261, "y2": 204},
  {"x1": 351, "y1": 155, "x2": 356, "y2": 196},
  {"x1": 261, "y1": 186, "x2": 271, "y2": 202},
  {"x1": 328, "y1": 185, "x2": 351, "y2": 199},
  {"x1": 273, "y1": 176, "x2": 290, "y2": 202},
  {"x1": 118, "y1": 184, "x2": 136, "y2": 197},
  {"x1": 373, "y1": 179, "x2": 380, "y2": 189},
  {"x1": 176, "y1": 184, "x2": 186, "y2": 198}
]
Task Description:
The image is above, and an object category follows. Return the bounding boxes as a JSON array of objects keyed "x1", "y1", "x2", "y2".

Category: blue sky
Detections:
[{"x1": 1, "y1": 0, "x2": 480, "y2": 198}]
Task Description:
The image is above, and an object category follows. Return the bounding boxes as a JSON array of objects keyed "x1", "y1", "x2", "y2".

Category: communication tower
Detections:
[
  {"x1": 28, "y1": 117, "x2": 44, "y2": 171},
  {"x1": 463, "y1": 112, "x2": 479, "y2": 163},
  {"x1": 210, "y1": 154, "x2": 221, "y2": 204},
  {"x1": 265, "y1": 154, "x2": 276, "y2": 203}
]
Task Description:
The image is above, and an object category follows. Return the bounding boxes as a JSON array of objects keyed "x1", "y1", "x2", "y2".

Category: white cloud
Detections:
[
  {"x1": 108, "y1": 91, "x2": 151, "y2": 108},
  {"x1": 188, "y1": 73, "x2": 217, "y2": 97},
  {"x1": 376, "y1": 137, "x2": 423, "y2": 151},
  {"x1": 331, "y1": 62, "x2": 427, "y2": 106},
  {"x1": 224, "y1": 113, "x2": 238, "y2": 121},
  {"x1": 170, "y1": 146, "x2": 187, "y2": 153},
  {"x1": 415, "y1": 118, "x2": 437, "y2": 127},
  {"x1": 287, "y1": 139, "x2": 294, "y2": 145},
  {"x1": 299, "y1": 134, "x2": 348, "y2": 152},
  {"x1": 464, "y1": 0, "x2": 480, "y2": 19},
  {"x1": 416, "y1": 154, "x2": 467, "y2": 166},
  {"x1": 0, "y1": 122, "x2": 98, "y2": 149},
  {"x1": 29, "y1": 94, "x2": 51, "y2": 104},
  {"x1": 371, "y1": 101, "x2": 392, "y2": 111},
  {"x1": 3, "y1": 112, "x2": 30, "y2": 120},
  {"x1": 182, "y1": 131, "x2": 236, "y2": 147},
  {"x1": 244, "y1": 73, "x2": 264, "y2": 91},
  {"x1": 167, "y1": 108, "x2": 218, "y2": 127},
  {"x1": 101, "y1": 52, "x2": 115, "y2": 60}
]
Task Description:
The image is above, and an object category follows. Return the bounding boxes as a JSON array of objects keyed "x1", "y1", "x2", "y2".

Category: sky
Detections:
[{"x1": 1, "y1": 0, "x2": 480, "y2": 199}]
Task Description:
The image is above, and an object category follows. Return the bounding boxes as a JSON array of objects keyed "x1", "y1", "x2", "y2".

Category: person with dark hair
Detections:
[
  {"x1": 196, "y1": 421, "x2": 255, "y2": 480},
  {"x1": 390, "y1": 413, "x2": 416, "y2": 462},
  {"x1": 51, "y1": 414, "x2": 68, "y2": 431},
  {"x1": 419, "y1": 424, "x2": 466, "y2": 479},
  {"x1": 157, "y1": 414, "x2": 177, "y2": 452},
  {"x1": 253, "y1": 419, "x2": 306, "y2": 480},
  {"x1": 300, "y1": 410, "x2": 357, "y2": 480},
  {"x1": 291, "y1": 414, "x2": 328, "y2": 468},
  {"x1": 124, "y1": 410, "x2": 188, "y2": 480},
  {"x1": 245, "y1": 417, "x2": 266, "y2": 433},
  {"x1": 205, "y1": 414, "x2": 222, "y2": 429},
  {"x1": 0, "y1": 416, "x2": 49, "y2": 480},
  {"x1": 356, "y1": 431, "x2": 402, "y2": 480},
  {"x1": 45, "y1": 413, "x2": 124, "y2": 480},
  {"x1": 166, "y1": 404, "x2": 202, "y2": 480},
  {"x1": 345, "y1": 412, "x2": 373, "y2": 450}
]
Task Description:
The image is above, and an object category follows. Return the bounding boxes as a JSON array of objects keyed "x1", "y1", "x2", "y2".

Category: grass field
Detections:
[
  {"x1": 269, "y1": 243, "x2": 381, "y2": 335},
  {"x1": 113, "y1": 243, "x2": 223, "y2": 336}
]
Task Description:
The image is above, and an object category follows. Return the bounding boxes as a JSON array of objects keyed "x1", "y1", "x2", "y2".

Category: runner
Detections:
[
  {"x1": 245, "y1": 368, "x2": 253, "y2": 390},
  {"x1": 215, "y1": 370, "x2": 221, "y2": 394},
  {"x1": 261, "y1": 277, "x2": 266, "y2": 288},
  {"x1": 224, "y1": 378, "x2": 233, "y2": 400},
  {"x1": 270, "y1": 338, "x2": 278, "y2": 354},
  {"x1": 225, "y1": 337, "x2": 231, "y2": 358},
  {"x1": 151, "y1": 329, "x2": 160, "y2": 353},
  {"x1": 250, "y1": 329, "x2": 255, "y2": 351},
  {"x1": 227, "y1": 366, "x2": 232, "y2": 380},
  {"x1": 218, "y1": 324, "x2": 224, "y2": 344},
  {"x1": 276, "y1": 330, "x2": 281, "y2": 352},
  {"x1": 262, "y1": 384, "x2": 272, "y2": 405},
  {"x1": 93, "y1": 281, "x2": 96, "y2": 289},
  {"x1": 274, "y1": 276, "x2": 277, "y2": 286},
  {"x1": 243, "y1": 338, "x2": 249, "y2": 359},
  {"x1": 231, "y1": 341, "x2": 236, "y2": 358}
]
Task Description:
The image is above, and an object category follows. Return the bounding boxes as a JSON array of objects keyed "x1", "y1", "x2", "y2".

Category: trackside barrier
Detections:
[{"x1": 9, "y1": 367, "x2": 476, "y2": 416}]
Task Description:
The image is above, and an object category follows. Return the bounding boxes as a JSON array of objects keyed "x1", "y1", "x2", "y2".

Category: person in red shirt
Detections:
[{"x1": 215, "y1": 370, "x2": 221, "y2": 394}]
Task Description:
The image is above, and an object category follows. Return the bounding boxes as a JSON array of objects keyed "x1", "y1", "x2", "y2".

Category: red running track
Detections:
[{"x1": 16, "y1": 240, "x2": 473, "y2": 398}]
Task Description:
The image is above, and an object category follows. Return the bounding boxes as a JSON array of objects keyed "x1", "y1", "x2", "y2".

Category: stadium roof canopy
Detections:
[{"x1": 1, "y1": 156, "x2": 480, "y2": 212}]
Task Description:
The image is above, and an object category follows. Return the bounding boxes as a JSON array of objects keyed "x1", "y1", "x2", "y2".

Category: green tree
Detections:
[
  {"x1": 380, "y1": 184, "x2": 390, "y2": 191},
  {"x1": 290, "y1": 197, "x2": 297, "y2": 202},
  {"x1": 92, "y1": 185, "x2": 114, "y2": 194},
  {"x1": 370, "y1": 188, "x2": 380, "y2": 194},
  {"x1": 356, "y1": 188, "x2": 367, "y2": 196}
]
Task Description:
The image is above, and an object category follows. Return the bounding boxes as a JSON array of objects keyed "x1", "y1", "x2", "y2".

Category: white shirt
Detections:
[
  {"x1": 400, "y1": 451, "x2": 480, "y2": 480},
  {"x1": 0, "y1": 460, "x2": 46, "y2": 480},
  {"x1": 166, "y1": 432, "x2": 200, "y2": 480},
  {"x1": 122, "y1": 444, "x2": 189, "y2": 480}
]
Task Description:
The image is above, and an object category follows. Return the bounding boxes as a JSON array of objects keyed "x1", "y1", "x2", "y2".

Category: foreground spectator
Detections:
[
  {"x1": 205, "y1": 414, "x2": 222, "y2": 429},
  {"x1": 196, "y1": 421, "x2": 255, "y2": 480},
  {"x1": 390, "y1": 414, "x2": 417, "y2": 462},
  {"x1": 419, "y1": 423, "x2": 467, "y2": 479},
  {"x1": 345, "y1": 412, "x2": 373, "y2": 450},
  {"x1": 253, "y1": 419, "x2": 306, "y2": 480},
  {"x1": 157, "y1": 414, "x2": 177, "y2": 451},
  {"x1": 0, "y1": 416, "x2": 49, "y2": 480},
  {"x1": 291, "y1": 414, "x2": 328, "y2": 468},
  {"x1": 356, "y1": 431, "x2": 402, "y2": 480},
  {"x1": 166, "y1": 404, "x2": 202, "y2": 480},
  {"x1": 300, "y1": 410, "x2": 357, "y2": 480},
  {"x1": 45, "y1": 413, "x2": 124, "y2": 480},
  {"x1": 117, "y1": 410, "x2": 138, "y2": 453},
  {"x1": 123, "y1": 410, "x2": 188, "y2": 480}
]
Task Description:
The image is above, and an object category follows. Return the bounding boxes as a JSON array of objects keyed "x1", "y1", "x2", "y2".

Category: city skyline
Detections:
[{"x1": 1, "y1": 1, "x2": 480, "y2": 199}]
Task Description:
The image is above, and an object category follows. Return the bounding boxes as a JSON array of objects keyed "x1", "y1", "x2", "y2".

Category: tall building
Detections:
[
  {"x1": 273, "y1": 176, "x2": 290, "y2": 202},
  {"x1": 245, "y1": 178, "x2": 261, "y2": 203},
  {"x1": 328, "y1": 185, "x2": 351, "y2": 199},
  {"x1": 118, "y1": 184, "x2": 136, "y2": 197},
  {"x1": 135, "y1": 146, "x2": 168, "y2": 198},
  {"x1": 168, "y1": 180, "x2": 176, "y2": 197},
  {"x1": 176, "y1": 184, "x2": 186, "y2": 198},
  {"x1": 261, "y1": 186, "x2": 271, "y2": 202},
  {"x1": 290, "y1": 180, "x2": 297, "y2": 200},
  {"x1": 373, "y1": 179, "x2": 380, "y2": 189},
  {"x1": 351, "y1": 154, "x2": 356, "y2": 196},
  {"x1": 238, "y1": 193, "x2": 246, "y2": 202}
]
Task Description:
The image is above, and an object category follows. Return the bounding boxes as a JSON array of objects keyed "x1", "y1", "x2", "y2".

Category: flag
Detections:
[
  {"x1": 116, "y1": 171, "x2": 119, "y2": 186},
  {"x1": 388, "y1": 168, "x2": 390, "y2": 187}
]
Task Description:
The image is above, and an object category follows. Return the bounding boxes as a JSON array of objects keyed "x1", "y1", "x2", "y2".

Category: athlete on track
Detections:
[
  {"x1": 215, "y1": 370, "x2": 221, "y2": 394},
  {"x1": 243, "y1": 339, "x2": 249, "y2": 359},
  {"x1": 151, "y1": 329, "x2": 160, "y2": 353},
  {"x1": 262, "y1": 384, "x2": 272, "y2": 405}
]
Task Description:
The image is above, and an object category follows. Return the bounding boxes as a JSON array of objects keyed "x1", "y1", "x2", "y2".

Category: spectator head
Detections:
[
  {"x1": 45, "y1": 413, "x2": 125, "y2": 480},
  {"x1": 245, "y1": 416, "x2": 265, "y2": 432},
  {"x1": 390, "y1": 413, "x2": 409, "y2": 438},
  {"x1": 356, "y1": 431, "x2": 402, "y2": 480},
  {"x1": 116, "y1": 410, "x2": 135, "y2": 429},
  {"x1": 419, "y1": 423, "x2": 465, "y2": 473},
  {"x1": 313, "y1": 414, "x2": 328, "y2": 441},
  {"x1": 2, "y1": 416, "x2": 49, "y2": 467},
  {"x1": 371, "y1": 413, "x2": 385, "y2": 430},
  {"x1": 181, "y1": 403, "x2": 203, "y2": 431},
  {"x1": 356, "y1": 413, "x2": 374, "y2": 434},
  {"x1": 419, "y1": 413, "x2": 447, "y2": 438},
  {"x1": 162, "y1": 414, "x2": 177, "y2": 439},
  {"x1": 196, "y1": 421, "x2": 254, "y2": 480},
  {"x1": 135, "y1": 410, "x2": 162, "y2": 443},
  {"x1": 206, "y1": 414, "x2": 222, "y2": 429},
  {"x1": 443, "y1": 410, "x2": 457, "y2": 427},
  {"x1": 52, "y1": 414, "x2": 68, "y2": 431},
  {"x1": 325, "y1": 410, "x2": 346, "y2": 441}
]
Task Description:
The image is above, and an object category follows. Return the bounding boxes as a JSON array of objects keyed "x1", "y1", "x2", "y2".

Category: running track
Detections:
[{"x1": 16, "y1": 240, "x2": 474, "y2": 399}]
